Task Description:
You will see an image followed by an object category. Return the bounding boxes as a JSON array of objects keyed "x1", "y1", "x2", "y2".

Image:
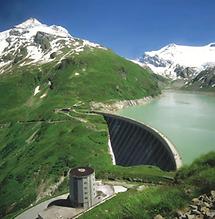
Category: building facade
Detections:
[{"x1": 69, "y1": 167, "x2": 96, "y2": 208}]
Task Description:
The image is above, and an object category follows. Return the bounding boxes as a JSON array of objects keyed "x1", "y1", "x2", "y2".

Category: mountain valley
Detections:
[
  {"x1": 0, "y1": 18, "x2": 214, "y2": 219},
  {"x1": 0, "y1": 18, "x2": 164, "y2": 218}
]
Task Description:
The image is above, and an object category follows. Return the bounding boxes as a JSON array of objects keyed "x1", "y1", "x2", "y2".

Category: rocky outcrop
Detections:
[
  {"x1": 90, "y1": 96, "x2": 152, "y2": 113},
  {"x1": 34, "y1": 31, "x2": 52, "y2": 51},
  {"x1": 154, "y1": 214, "x2": 165, "y2": 219},
  {"x1": 185, "y1": 67, "x2": 215, "y2": 90},
  {"x1": 174, "y1": 65, "x2": 197, "y2": 79},
  {"x1": 175, "y1": 191, "x2": 215, "y2": 219}
]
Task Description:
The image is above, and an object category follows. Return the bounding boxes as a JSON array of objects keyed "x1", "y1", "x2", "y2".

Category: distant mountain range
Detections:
[
  {"x1": 1, "y1": 18, "x2": 214, "y2": 90},
  {"x1": 133, "y1": 43, "x2": 215, "y2": 90}
]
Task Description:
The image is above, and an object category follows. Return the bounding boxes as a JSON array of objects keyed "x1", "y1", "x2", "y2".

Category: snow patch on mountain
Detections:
[
  {"x1": 34, "y1": 86, "x2": 40, "y2": 96},
  {"x1": 0, "y1": 38, "x2": 9, "y2": 54},
  {"x1": 40, "y1": 93, "x2": 47, "y2": 99}
]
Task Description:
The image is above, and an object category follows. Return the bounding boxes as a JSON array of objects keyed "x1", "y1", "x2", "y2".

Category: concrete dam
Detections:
[{"x1": 100, "y1": 113, "x2": 182, "y2": 171}]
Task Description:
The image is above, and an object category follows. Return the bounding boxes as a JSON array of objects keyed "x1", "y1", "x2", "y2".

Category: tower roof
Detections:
[{"x1": 70, "y1": 167, "x2": 94, "y2": 177}]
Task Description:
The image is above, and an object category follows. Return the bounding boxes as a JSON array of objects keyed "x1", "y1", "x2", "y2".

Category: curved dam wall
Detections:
[{"x1": 99, "y1": 113, "x2": 181, "y2": 171}]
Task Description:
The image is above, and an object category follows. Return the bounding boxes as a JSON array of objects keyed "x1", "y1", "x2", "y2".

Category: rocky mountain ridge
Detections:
[{"x1": 0, "y1": 18, "x2": 105, "y2": 74}]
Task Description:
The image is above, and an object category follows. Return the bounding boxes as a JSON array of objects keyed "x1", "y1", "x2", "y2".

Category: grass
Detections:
[
  {"x1": 175, "y1": 151, "x2": 215, "y2": 194},
  {"x1": 80, "y1": 152, "x2": 215, "y2": 219},
  {"x1": 0, "y1": 46, "x2": 213, "y2": 219},
  {"x1": 97, "y1": 165, "x2": 174, "y2": 183},
  {"x1": 0, "y1": 47, "x2": 166, "y2": 218},
  {"x1": 80, "y1": 186, "x2": 190, "y2": 219}
]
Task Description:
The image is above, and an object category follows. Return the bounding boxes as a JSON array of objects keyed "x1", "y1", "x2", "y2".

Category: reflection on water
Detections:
[{"x1": 119, "y1": 90, "x2": 215, "y2": 164}]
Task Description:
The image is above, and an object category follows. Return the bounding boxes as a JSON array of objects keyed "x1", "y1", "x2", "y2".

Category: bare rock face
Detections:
[
  {"x1": 186, "y1": 67, "x2": 215, "y2": 90},
  {"x1": 174, "y1": 191, "x2": 215, "y2": 219},
  {"x1": 90, "y1": 96, "x2": 152, "y2": 113}
]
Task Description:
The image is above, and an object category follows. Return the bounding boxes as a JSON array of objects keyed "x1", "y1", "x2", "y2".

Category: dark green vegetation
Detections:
[
  {"x1": 80, "y1": 152, "x2": 215, "y2": 219},
  {"x1": 81, "y1": 187, "x2": 189, "y2": 219},
  {"x1": 175, "y1": 152, "x2": 215, "y2": 194},
  {"x1": 0, "y1": 48, "x2": 166, "y2": 218}
]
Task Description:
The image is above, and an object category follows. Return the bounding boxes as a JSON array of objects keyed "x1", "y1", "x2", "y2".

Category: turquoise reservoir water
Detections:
[{"x1": 119, "y1": 90, "x2": 215, "y2": 164}]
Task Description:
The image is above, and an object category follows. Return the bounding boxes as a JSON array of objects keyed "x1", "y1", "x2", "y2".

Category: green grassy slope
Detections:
[
  {"x1": 80, "y1": 152, "x2": 215, "y2": 219},
  {"x1": 0, "y1": 48, "x2": 168, "y2": 218},
  {"x1": 0, "y1": 49, "x2": 160, "y2": 122}
]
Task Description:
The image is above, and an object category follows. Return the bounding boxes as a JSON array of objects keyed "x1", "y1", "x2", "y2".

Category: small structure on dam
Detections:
[
  {"x1": 69, "y1": 167, "x2": 96, "y2": 208},
  {"x1": 100, "y1": 113, "x2": 181, "y2": 171}
]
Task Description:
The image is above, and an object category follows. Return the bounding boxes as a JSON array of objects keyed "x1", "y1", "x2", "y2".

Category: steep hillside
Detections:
[
  {"x1": 80, "y1": 152, "x2": 215, "y2": 219},
  {"x1": 0, "y1": 19, "x2": 164, "y2": 218}
]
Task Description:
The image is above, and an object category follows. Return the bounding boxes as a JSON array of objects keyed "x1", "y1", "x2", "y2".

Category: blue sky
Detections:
[{"x1": 1, "y1": 0, "x2": 215, "y2": 58}]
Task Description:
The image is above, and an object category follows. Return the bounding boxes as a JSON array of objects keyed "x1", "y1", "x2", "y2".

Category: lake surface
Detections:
[{"x1": 119, "y1": 90, "x2": 215, "y2": 164}]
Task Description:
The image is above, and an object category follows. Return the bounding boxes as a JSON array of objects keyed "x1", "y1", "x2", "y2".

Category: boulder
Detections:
[
  {"x1": 154, "y1": 214, "x2": 165, "y2": 219},
  {"x1": 205, "y1": 210, "x2": 215, "y2": 218},
  {"x1": 192, "y1": 198, "x2": 200, "y2": 205},
  {"x1": 203, "y1": 202, "x2": 211, "y2": 208},
  {"x1": 189, "y1": 205, "x2": 198, "y2": 210},
  {"x1": 200, "y1": 206, "x2": 209, "y2": 214},
  {"x1": 176, "y1": 210, "x2": 184, "y2": 217},
  {"x1": 190, "y1": 209, "x2": 201, "y2": 215},
  {"x1": 185, "y1": 214, "x2": 195, "y2": 219},
  {"x1": 210, "y1": 191, "x2": 215, "y2": 198}
]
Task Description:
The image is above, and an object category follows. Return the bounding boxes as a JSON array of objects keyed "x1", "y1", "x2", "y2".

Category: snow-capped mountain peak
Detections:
[
  {"x1": 138, "y1": 43, "x2": 215, "y2": 79},
  {"x1": 13, "y1": 18, "x2": 71, "y2": 38},
  {"x1": 15, "y1": 18, "x2": 42, "y2": 28},
  {"x1": 0, "y1": 18, "x2": 106, "y2": 74}
]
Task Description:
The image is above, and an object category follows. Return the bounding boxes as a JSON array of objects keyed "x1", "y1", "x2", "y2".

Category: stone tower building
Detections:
[{"x1": 69, "y1": 167, "x2": 96, "y2": 208}]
